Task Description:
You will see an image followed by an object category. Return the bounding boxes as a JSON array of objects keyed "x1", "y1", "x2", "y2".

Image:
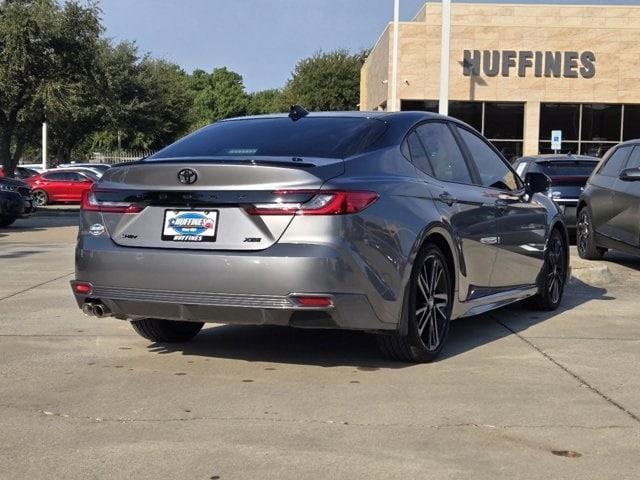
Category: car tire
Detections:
[
  {"x1": 32, "y1": 189, "x2": 48, "y2": 206},
  {"x1": 0, "y1": 216, "x2": 17, "y2": 227},
  {"x1": 377, "y1": 243, "x2": 453, "y2": 363},
  {"x1": 576, "y1": 208, "x2": 606, "y2": 260},
  {"x1": 528, "y1": 229, "x2": 567, "y2": 311},
  {"x1": 130, "y1": 319, "x2": 204, "y2": 343}
]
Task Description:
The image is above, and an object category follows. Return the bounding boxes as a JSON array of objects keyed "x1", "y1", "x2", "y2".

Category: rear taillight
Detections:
[
  {"x1": 81, "y1": 189, "x2": 142, "y2": 214},
  {"x1": 245, "y1": 190, "x2": 378, "y2": 216}
]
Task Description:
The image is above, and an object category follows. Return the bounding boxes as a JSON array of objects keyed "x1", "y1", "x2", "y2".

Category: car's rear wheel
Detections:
[
  {"x1": 576, "y1": 208, "x2": 606, "y2": 260},
  {"x1": 0, "y1": 216, "x2": 17, "y2": 227},
  {"x1": 528, "y1": 229, "x2": 567, "y2": 311},
  {"x1": 378, "y1": 243, "x2": 452, "y2": 363},
  {"x1": 130, "y1": 319, "x2": 204, "y2": 343},
  {"x1": 32, "y1": 189, "x2": 48, "y2": 206}
]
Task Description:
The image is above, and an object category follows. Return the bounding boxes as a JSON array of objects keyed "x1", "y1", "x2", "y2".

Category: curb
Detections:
[{"x1": 570, "y1": 259, "x2": 615, "y2": 286}]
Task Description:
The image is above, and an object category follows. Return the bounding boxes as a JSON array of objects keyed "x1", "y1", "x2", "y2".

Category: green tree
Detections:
[
  {"x1": 190, "y1": 67, "x2": 248, "y2": 128},
  {"x1": 281, "y1": 49, "x2": 366, "y2": 111},
  {"x1": 81, "y1": 42, "x2": 192, "y2": 153},
  {"x1": 0, "y1": 0, "x2": 101, "y2": 175},
  {"x1": 247, "y1": 88, "x2": 284, "y2": 115}
]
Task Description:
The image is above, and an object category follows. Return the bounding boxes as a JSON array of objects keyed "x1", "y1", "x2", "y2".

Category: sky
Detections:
[{"x1": 100, "y1": 0, "x2": 640, "y2": 92}]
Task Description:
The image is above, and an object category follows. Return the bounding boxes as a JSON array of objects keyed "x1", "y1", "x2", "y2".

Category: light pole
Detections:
[
  {"x1": 390, "y1": 0, "x2": 400, "y2": 112},
  {"x1": 41, "y1": 121, "x2": 47, "y2": 171},
  {"x1": 438, "y1": 0, "x2": 451, "y2": 115}
]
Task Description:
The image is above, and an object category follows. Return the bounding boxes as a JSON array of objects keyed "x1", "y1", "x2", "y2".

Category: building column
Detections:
[{"x1": 523, "y1": 101, "x2": 540, "y2": 156}]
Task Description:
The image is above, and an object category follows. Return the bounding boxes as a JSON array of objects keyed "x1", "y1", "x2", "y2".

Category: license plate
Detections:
[{"x1": 162, "y1": 210, "x2": 218, "y2": 242}]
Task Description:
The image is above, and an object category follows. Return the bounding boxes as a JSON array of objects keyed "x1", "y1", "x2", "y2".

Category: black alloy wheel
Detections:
[
  {"x1": 378, "y1": 243, "x2": 453, "y2": 363},
  {"x1": 576, "y1": 208, "x2": 605, "y2": 260},
  {"x1": 528, "y1": 229, "x2": 567, "y2": 311}
]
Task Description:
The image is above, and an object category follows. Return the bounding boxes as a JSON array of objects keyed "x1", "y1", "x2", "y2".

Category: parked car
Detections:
[
  {"x1": 18, "y1": 164, "x2": 45, "y2": 173},
  {"x1": 0, "y1": 176, "x2": 36, "y2": 227},
  {"x1": 26, "y1": 169, "x2": 97, "y2": 206},
  {"x1": 71, "y1": 110, "x2": 568, "y2": 363},
  {"x1": 57, "y1": 163, "x2": 111, "y2": 174},
  {"x1": 512, "y1": 154, "x2": 599, "y2": 231},
  {"x1": 577, "y1": 140, "x2": 640, "y2": 259},
  {"x1": 51, "y1": 166, "x2": 106, "y2": 178},
  {"x1": 0, "y1": 166, "x2": 39, "y2": 179}
]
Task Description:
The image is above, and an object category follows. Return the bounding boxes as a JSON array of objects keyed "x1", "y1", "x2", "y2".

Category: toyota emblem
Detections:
[{"x1": 177, "y1": 168, "x2": 198, "y2": 185}]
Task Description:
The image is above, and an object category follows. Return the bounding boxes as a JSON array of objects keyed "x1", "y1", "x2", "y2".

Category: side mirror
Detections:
[
  {"x1": 524, "y1": 171, "x2": 552, "y2": 194},
  {"x1": 619, "y1": 168, "x2": 640, "y2": 182}
]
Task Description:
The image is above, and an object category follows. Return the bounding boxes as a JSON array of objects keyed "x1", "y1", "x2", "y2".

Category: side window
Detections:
[
  {"x1": 599, "y1": 146, "x2": 632, "y2": 177},
  {"x1": 67, "y1": 172, "x2": 85, "y2": 182},
  {"x1": 415, "y1": 123, "x2": 472, "y2": 184},
  {"x1": 456, "y1": 127, "x2": 520, "y2": 191},
  {"x1": 624, "y1": 146, "x2": 640, "y2": 170},
  {"x1": 405, "y1": 131, "x2": 433, "y2": 175},
  {"x1": 43, "y1": 172, "x2": 66, "y2": 181}
]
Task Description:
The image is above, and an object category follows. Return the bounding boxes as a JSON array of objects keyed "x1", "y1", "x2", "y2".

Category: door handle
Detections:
[
  {"x1": 439, "y1": 192, "x2": 458, "y2": 206},
  {"x1": 495, "y1": 199, "x2": 509, "y2": 212}
]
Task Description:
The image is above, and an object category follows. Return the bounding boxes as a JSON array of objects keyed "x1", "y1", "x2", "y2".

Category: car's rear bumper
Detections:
[
  {"x1": 557, "y1": 203, "x2": 577, "y2": 229},
  {"x1": 0, "y1": 192, "x2": 36, "y2": 217},
  {"x1": 72, "y1": 235, "x2": 396, "y2": 332}
]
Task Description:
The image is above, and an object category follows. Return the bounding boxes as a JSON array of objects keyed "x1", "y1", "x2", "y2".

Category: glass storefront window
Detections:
[
  {"x1": 400, "y1": 100, "x2": 439, "y2": 112},
  {"x1": 491, "y1": 141, "x2": 523, "y2": 164},
  {"x1": 540, "y1": 104, "x2": 580, "y2": 141},
  {"x1": 581, "y1": 143, "x2": 617, "y2": 158},
  {"x1": 624, "y1": 105, "x2": 640, "y2": 141},
  {"x1": 484, "y1": 103, "x2": 524, "y2": 140},
  {"x1": 581, "y1": 104, "x2": 622, "y2": 142},
  {"x1": 538, "y1": 142, "x2": 579, "y2": 155},
  {"x1": 449, "y1": 102, "x2": 482, "y2": 132}
]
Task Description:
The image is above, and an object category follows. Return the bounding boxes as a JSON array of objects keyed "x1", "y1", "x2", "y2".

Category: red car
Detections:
[{"x1": 26, "y1": 170, "x2": 97, "y2": 206}]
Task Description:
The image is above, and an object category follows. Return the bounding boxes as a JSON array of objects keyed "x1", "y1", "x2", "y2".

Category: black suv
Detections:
[
  {"x1": 0, "y1": 176, "x2": 36, "y2": 227},
  {"x1": 577, "y1": 140, "x2": 640, "y2": 259},
  {"x1": 513, "y1": 154, "x2": 599, "y2": 231}
]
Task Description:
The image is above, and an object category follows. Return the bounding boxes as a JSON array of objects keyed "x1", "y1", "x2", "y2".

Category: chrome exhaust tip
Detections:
[
  {"x1": 82, "y1": 303, "x2": 95, "y2": 317},
  {"x1": 93, "y1": 303, "x2": 110, "y2": 318}
]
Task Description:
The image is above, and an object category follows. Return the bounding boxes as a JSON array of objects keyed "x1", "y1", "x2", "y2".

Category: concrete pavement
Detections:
[{"x1": 1, "y1": 214, "x2": 639, "y2": 479}]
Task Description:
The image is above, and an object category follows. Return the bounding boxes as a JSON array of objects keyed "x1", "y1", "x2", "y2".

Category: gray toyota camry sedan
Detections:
[{"x1": 72, "y1": 109, "x2": 568, "y2": 362}]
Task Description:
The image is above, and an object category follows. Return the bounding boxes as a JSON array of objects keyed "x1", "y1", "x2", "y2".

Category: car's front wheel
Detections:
[
  {"x1": 528, "y1": 229, "x2": 567, "y2": 311},
  {"x1": 32, "y1": 189, "x2": 48, "y2": 206},
  {"x1": 576, "y1": 208, "x2": 606, "y2": 260},
  {"x1": 130, "y1": 319, "x2": 204, "y2": 343},
  {"x1": 378, "y1": 243, "x2": 453, "y2": 363}
]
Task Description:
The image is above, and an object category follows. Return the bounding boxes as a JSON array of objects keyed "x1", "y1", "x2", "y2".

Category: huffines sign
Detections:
[{"x1": 462, "y1": 50, "x2": 596, "y2": 79}]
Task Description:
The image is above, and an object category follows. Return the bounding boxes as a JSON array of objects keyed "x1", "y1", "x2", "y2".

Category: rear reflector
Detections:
[
  {"x1": 81, "y1": 189, "x2": 143, "y2": 214},
  {"x1": 292, "y1": 296, "x2": 334, "y2": 308},
  {"x1": 72, "y1": 281, "x2": 93, "y2": 295},
  {"x1": 246, "y1": 190, "x2": 378, "y2": 216}
]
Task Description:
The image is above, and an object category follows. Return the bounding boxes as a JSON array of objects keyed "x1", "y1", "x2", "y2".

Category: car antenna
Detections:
[{"x1": 288, "y1": 104, "x2": 309, "y2": 121}]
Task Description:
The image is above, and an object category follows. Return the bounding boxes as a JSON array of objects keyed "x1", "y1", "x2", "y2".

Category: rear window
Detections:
[
  {"x1": 148, "y1": 117, "x2": 387, "y2": 160},
  {"x1": 536, "y1": 161, "x2": 598, "y2": 177}
]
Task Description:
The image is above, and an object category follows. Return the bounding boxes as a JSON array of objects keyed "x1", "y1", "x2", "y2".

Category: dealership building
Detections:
[{"x1": 360, "y1": 2, "x2": 640, "y2": 160}]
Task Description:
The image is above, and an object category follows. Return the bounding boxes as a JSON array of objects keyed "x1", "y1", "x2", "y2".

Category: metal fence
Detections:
[{"x1": 90, "y1": 150, "x2": 154, "y2": 165}]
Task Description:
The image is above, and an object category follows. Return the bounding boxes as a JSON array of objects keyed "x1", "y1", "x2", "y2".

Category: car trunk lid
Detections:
[{"x1": 95, "y1": 158, "x2": 343, "y2": 251}]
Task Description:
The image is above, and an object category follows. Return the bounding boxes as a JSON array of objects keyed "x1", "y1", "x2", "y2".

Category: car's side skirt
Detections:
[
  {"x1": 454, "y1": 285, "x2": 539, "y2": 319},
  {"x1": 595, "y1": 232, "x2": 640, "y2": 257}
]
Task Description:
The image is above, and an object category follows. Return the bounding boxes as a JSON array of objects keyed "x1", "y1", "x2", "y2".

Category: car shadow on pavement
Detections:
[
  {"x1": 148, "y1": 325, "x2": 405, "y2": 369},
  {"x1": 440, "y1": 278, "x2": 614, "y2": 360},
  {"x1": 147, "y1": 278, "x2": 613, "y2": 368}
]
